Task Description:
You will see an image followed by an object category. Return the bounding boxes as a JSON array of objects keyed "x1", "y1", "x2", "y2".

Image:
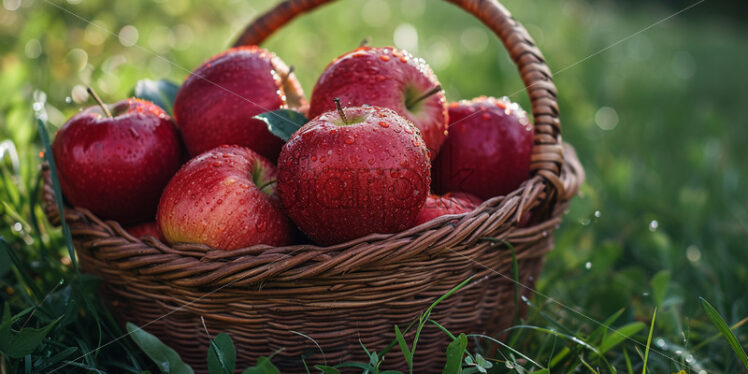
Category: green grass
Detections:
[{"x1": 2, "y1": 0, "x2": 747, "y2": 372}]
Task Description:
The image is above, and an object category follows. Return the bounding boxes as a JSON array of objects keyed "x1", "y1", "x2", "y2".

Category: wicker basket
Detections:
[{"x1": 41, "y1": 0, "x2": 584, "y2": 372}]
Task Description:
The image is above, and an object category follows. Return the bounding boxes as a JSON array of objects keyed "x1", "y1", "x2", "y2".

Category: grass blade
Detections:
[
  {"x1": 598, "y1": 322, "x2": 646, "y2": 354},
  {"x1": 699, "y1": 297, "x2": 748, "y2": 369},
  {"x1": 642, "y1": 308, "x2": 656, "y2": 374},
  {"x1": 393, "y1": 325, "x2": 412, "y2": 370},
  {"x1": 34, "y1": 115, "x2": 77, "y2": 272},
  {"x1": 623, "y1": 347, "x2": 633, "y2": 374}
]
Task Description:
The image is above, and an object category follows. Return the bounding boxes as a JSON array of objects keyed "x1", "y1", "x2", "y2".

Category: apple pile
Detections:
[{"x1": 53, "y1": 45, "x2": 533, "y2": 250}]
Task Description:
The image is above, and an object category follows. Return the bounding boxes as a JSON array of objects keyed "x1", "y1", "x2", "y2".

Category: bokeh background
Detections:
[{"x1": 1, "y1": 0, "x2": 747, "y2": 371}]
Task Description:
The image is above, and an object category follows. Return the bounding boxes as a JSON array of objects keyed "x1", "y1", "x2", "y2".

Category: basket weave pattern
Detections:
[{"x1": 41, "y1": 0, "x2": 584, "y2": 372}]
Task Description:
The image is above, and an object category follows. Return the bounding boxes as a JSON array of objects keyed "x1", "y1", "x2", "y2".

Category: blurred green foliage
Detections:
[{"x1": 1, "y1": 0, "x2": 747, "y2": 372}]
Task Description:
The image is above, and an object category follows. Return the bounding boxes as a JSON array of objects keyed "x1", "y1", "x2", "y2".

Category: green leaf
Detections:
[
  {"x1": 598, "y1": 322, "x2": 645, "y2": 354},
  {"x1": 0, "y1": 315, "x2": 62, "y2": 358},
  {"x1": 393, "y1": 325, "x2": 412, "y2": 367},
  {"x1": 313, "y1": 365, "x2": 340, "y2": 374},
  {"x1": 208, "y1": 333, "x2": 236, "y2": 374},
  {"x1": 651, "y1": 270, "x2": 670, "y2": 307},
  {"x1": 133, "y1": 79, "x2": 180, "y2": 116},
  {"x1": 126, "y1": 322, "x2": 194, "y2": 374},
  {"x1": 242, "y1": 356, "x2": 280, "y2": 374},
  {"x1": 253, "y1": 109, "x2": 308, "y2": 142},
  {"x1": 474, "y1": 353, "x2": 492, "y2": 369},
  {"x1": 700, "y1": 297, "x2": 748, "y2": 369},
  {"x1": 442, "y1": 333, "x2": 467, "y2": 374}
]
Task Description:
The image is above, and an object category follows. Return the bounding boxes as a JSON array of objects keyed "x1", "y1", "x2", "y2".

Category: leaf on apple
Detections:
[
  {"x1": 253, "y1": 109, "x2": 308, "y2": 142},
  {"x1": 133, "y1": 79, "x2": 180, "y2": 116}
]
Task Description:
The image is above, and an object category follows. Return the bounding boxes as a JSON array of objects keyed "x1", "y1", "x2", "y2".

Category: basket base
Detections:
[{"x1": 95, "y1": 254, "x2": 544, "y2": 373}]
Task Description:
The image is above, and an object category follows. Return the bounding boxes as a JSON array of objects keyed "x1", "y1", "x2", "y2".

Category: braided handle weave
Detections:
[{"x1": 233, "y1": 0, "x2": 565, "y2": 199}]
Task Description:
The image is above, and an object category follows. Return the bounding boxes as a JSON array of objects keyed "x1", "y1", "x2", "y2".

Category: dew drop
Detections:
[
  {"x1": 649, "y1": 220, "x2": 659, "y2": 231},
  {"x1": 345, "y1": 136, "x2": 355, "y2": 144},
  {"x1": 379, "y1": 121, "x2": 389, "y2": 128},
  {"x1": 585, "y1": 261, "x2": 591, "y2": 270},
  {"x1": 655, "y1": 337, "x2": 666, "y2": 348}
]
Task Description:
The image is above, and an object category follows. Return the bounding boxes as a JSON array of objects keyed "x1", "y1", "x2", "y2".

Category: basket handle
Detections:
[{"x1": 233, "y1": 0, "x2": 566, "y2": 200}]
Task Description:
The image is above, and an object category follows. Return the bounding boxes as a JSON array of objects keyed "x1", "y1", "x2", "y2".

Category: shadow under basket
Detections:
[{"x1": 41, "y1": 0, "x2": 585, "y2": 372}]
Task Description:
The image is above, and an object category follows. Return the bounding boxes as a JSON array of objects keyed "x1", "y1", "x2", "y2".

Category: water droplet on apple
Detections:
[
  {"x1": 217, "y1": 199, "x2": 223, "y2": 205},
  {"x1": 368, "y1": 158, "x2": 376, "y2": 165},
  {"x1": 379, "y1": 121, "x2": 389, "y2": 128},
  {"x1": 320, "y1": 156, "x2": 327, "y2": 163}
]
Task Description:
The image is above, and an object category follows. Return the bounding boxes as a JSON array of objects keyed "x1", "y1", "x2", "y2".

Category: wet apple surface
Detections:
[
  {"x1": 277, "y1": 105, "x2": 431, "y2": 246},
  {"x1": 157, "y1": 145, "x2": 292, "y2": 250},
  {"x1": 308, "y1": 46, "x2": 448, "y2": 160},
  {"x1": 52, "y1": 98, "x2": 183, "y2": 225},
  {"x1": 432, "y1": 96, "x2": 533, "y2": 200},
  {"x1": 173, "y1": 46, "x2": 305, "y2": 161}
]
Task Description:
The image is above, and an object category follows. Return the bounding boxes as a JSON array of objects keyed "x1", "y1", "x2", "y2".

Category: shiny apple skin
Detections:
[
  {"x1": 173, "y1": 46, "x2": 305, "y2": 161},
  {"x1": 414, "y1": 192, "x2": 482, "y2": 226},
  {"x1": 432, "y1": 96, "x2": 533, "y2": 200},
  {"x1": 157, "y1": 145, "x2": 292, "y2": 250},
  {"x1": 308, "y1": 46, "x2": 447, "y2": 160},
  {"x1": 277, "y1": 106, "x2": 430, "y2": 246},
  {"x1": 52, "y1": 98, "x2": 183, "y2": 225}
]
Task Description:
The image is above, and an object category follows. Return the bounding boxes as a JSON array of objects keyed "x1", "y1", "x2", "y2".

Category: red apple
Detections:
[
  {"x1": 308, "y1": 46, "x2": 447, "y2": 159},
  {"x1": 173, "y1": 46, "x2": 306, "y2": 161},
  {"x1": 52, "y1": 98, "x2": 183, "y2": 225},
  {"x1": 157, "y1": 145, "x2": 291, "y2": 250},
  {"x1": 125, "y1": 222, "x2": 163, "y2": 241},
  {"x1": 277, "y1": 104, "x2": 430, "y2": 246},
  {"x1": 432, "y1": 96, "x2": 533, "y2": 200},
  {"x1": 414, "y1": 192, "x2": 482, "y2": 226}
]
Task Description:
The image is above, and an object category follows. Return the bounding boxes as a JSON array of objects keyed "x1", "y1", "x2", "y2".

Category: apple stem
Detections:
[
  {"x1": 333, "y1": 98, "x2": 348, "y2": 125},
  {"x1": 283, "y1": 65, "x2": 295, "y2": 84},
  {"x1": 406, "y1": 84, "x2": 442, "y2": 109},
  {"x1": 257, "y1": 179, "x2": 276, "y2": 193},
  {"x1": 86, "y1": 86, "x2": 112, "y2": 118}
]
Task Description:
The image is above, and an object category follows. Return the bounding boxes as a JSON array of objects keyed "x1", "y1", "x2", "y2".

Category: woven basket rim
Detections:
[{"x1": 40, "y1": 143, "x2": 583, "y2": 288}]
